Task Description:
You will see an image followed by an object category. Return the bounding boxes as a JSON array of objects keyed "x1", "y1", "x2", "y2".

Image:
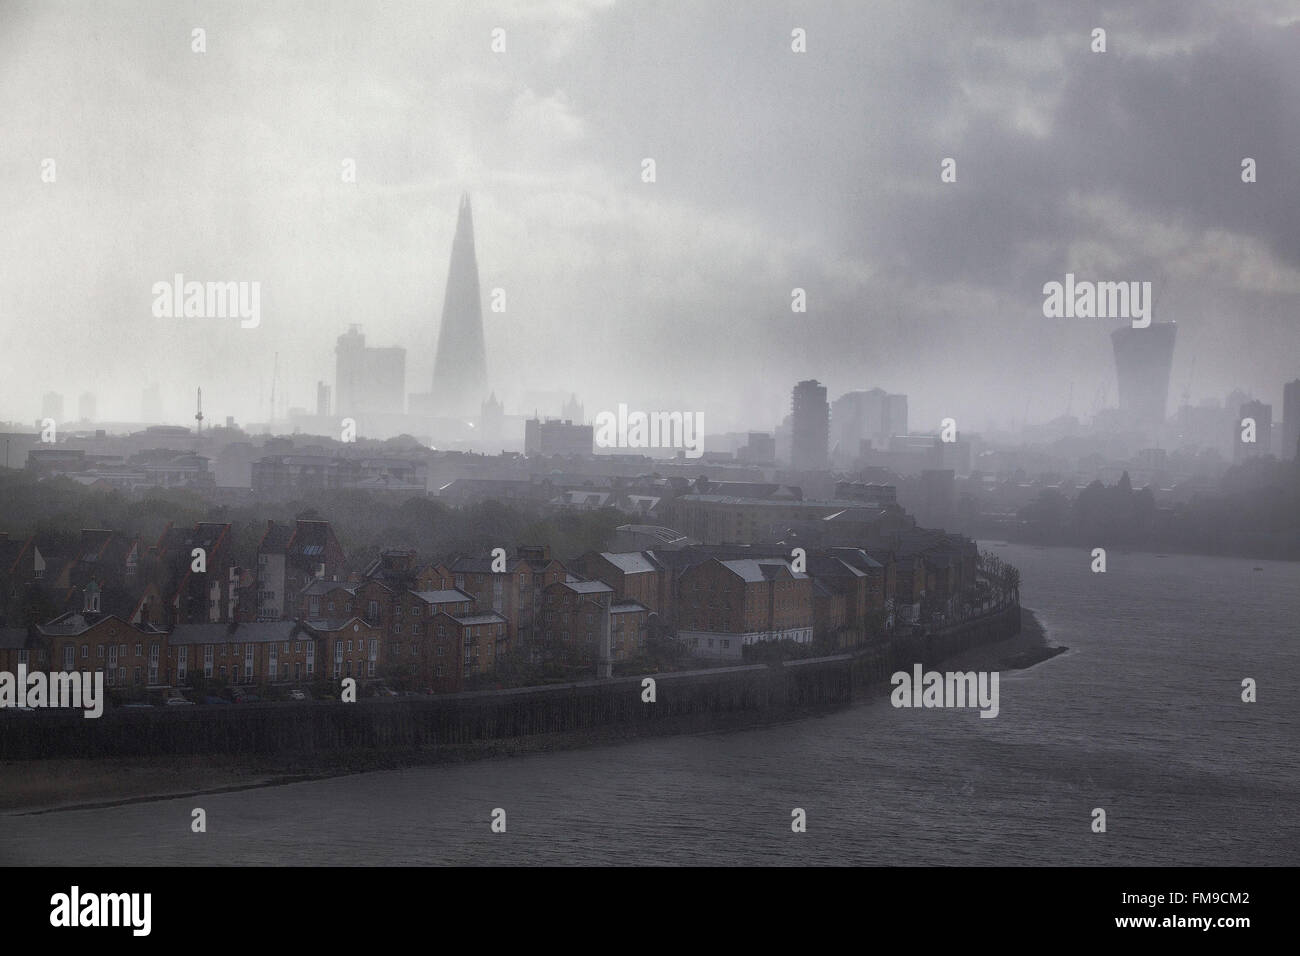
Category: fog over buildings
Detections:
[{"x1": 0, "y1": 0, "x2": 1298, "y2": 440}]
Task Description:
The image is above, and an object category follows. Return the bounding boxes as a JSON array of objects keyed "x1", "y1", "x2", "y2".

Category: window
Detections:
[
  {"x1": 392, "y1": 622, "x2": 401, "y2": 635},
  {"x1": 134, "y1": 643, "x2": 143, "y2": 657},
  {"x1": 335, "y1": 641, "x2": 343, "y2": 662},
  {"x1": 389, "y1": 642, "x2": 399, "y2": 657},
  {"x1": 81, "y1": 645, "x2": 88, "y2": 659},
  {"x1": 367, "y1": 600, "x2": 379, "y2": 620},
  {"x1": 346, "y1": 639, "x2": 352, "y2": 652},
  {"x1": 282, "y1": 641, "x2": 289, "y2": 653},
  {"x1": 133, "y1": 667, "x2": 142, "y2": 685},
  {"x1": 367, "y1": 660, "x2": 375, "y2": 678},
  {"x1": 722, "y1": 640, "x2": 730, "y2": 649},
  {"x1": 327, "y1": 601, "x2": 335, "y2": 612},
  {"x1": 411, "y1": 605, "x2": 420, "y2": 617},
  {"x1": 310, "y1": 598, "x2": 320, "y2": 616}
]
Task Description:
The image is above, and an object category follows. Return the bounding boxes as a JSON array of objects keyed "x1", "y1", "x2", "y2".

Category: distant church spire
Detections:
[{"x1": 432, "y1": 193, "x2": 488, "y2": 418}]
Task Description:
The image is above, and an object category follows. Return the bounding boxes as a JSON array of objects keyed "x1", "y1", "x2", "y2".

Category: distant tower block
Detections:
[
  {"x1": 431, "y1": 194, "x2": 489, "y2": 419},
  {"x1": 1111, "y1": 323, "x2": 1177, "y2": 429}
]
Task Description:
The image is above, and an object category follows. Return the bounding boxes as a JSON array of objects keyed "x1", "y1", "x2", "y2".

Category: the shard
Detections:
[{"x1": 432, "y1": 194, "x2": 488, "y2": 419}]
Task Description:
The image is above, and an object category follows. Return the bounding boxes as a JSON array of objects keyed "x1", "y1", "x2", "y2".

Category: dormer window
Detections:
[{"x1": 84, "y1": 581, "x2": 101, "y2": 614}]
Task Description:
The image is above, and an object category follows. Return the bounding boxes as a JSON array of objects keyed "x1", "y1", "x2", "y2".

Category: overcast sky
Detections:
[{"x1": 1, "y1": 0, "x2": 1298, "y2": 435}]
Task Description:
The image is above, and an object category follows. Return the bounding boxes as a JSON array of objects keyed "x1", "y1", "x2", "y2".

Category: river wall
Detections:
[{"x1": 0, "y1": 606, "x2": 1020, "y2": 761}]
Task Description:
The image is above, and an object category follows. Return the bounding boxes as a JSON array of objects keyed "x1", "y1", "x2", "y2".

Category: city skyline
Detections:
[{"x1": 2, "y1": 1, "x2": 1298, "y2": 435}]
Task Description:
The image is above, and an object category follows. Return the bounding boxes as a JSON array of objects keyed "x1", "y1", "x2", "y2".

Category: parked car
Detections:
[
  {"x1": 288, "y1": 689, "x2": 307, "y2": 701},
  {"x1": 165, "y1": 696, "x2": 195, "y2": 706},
  {"x1": 202, "y1": 696, "x2": 230, "y2": 705}
]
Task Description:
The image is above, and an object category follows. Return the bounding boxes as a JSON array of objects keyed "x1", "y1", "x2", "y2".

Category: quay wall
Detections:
[{"x1": 0, "y1": 606, "x2": 1020, "y2": 761}]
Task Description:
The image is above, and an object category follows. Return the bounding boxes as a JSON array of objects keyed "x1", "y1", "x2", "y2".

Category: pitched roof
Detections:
[
  {"x1": 560, "y1": 580, "x2": 614, "y2": 595},
  {"x1": 597, "y1": 552, "x2": 659, "y2": 575},
  {"x1": 258, "y1": 521, "x2": 293, "y2": 554},
  {"x1": 36, "y1": 612, "x2": 133, "y2": 637},
  {"x1": 410, "y1": 588, "x2": 474, "y2": 605},
  {"x1": 299, "y1": 579, "x2": 356, "y2": 597},
  {"x1": 718, "y1": 558, "x2": 807, "y2": 583},
  {"x1": 449, "y1": 555, "x2": 522, "y2": 574},
  {"x1": 168, "y1": 620, "x2": 306, "y2": 645},
  {"x1": 0, "y1": 627, "x2": 31, "y2": 649},
  {"x1": 451, "y1": 612, "x2": 507, "y2": 626}
]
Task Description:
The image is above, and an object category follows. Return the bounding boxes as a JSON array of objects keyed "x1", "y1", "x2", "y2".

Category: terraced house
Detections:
[{"x1": 675, "y1": 557, "x2": 813, "y2": 661}]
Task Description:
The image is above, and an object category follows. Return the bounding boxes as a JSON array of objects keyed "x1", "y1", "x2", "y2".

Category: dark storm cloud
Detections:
[{"x1": 0, "y1": 0, "x2": 1295, "y2": 434}]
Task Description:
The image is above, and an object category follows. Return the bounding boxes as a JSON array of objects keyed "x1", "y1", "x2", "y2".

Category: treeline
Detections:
[
  {"x1": 1014, "y1": 457, "x2": 1300, "y2": 559},
  {"x1": 0, "y1": 470, "x2": 625, "y2": 568}
]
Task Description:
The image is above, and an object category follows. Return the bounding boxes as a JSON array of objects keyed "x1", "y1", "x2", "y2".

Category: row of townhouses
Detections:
[{"x1": 0, "y1": 510, "x2": 988, "y2": 696}]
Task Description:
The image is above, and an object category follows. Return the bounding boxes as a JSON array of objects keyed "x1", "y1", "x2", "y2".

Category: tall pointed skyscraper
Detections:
[{"x1": 432, "y1": 194, "x2": 488, "y2": 418}]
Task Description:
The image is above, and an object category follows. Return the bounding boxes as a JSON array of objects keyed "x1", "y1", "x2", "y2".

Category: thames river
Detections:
[{"x1": 3, "y1": 543, "x2": 1297, "y2": 865}]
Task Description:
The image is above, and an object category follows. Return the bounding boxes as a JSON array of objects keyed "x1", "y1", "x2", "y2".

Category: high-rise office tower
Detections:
[
  {"x1": 41, "y1": 392, "x2": 64, "y2": 421},
  {"x1": 335, "y1": 326, "x2": 405, "y2": 419},
  {"x1": 1283, "y1": 379, "x2": 1300, "y2": 461},
  {"x1": 431, "y1": 194, "x2": 488, "y2": 419},
  {"x1": 791, "y1": 379, "x2": 829, "y2": 470},
  {"x1": 1111, "y1": 322, "x2": 1177, "y2": 430}
]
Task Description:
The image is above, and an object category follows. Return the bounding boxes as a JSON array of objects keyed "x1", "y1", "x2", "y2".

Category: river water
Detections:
[{"x1": 3, "y1": 543, "x2": 1297, "y2": 865}]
